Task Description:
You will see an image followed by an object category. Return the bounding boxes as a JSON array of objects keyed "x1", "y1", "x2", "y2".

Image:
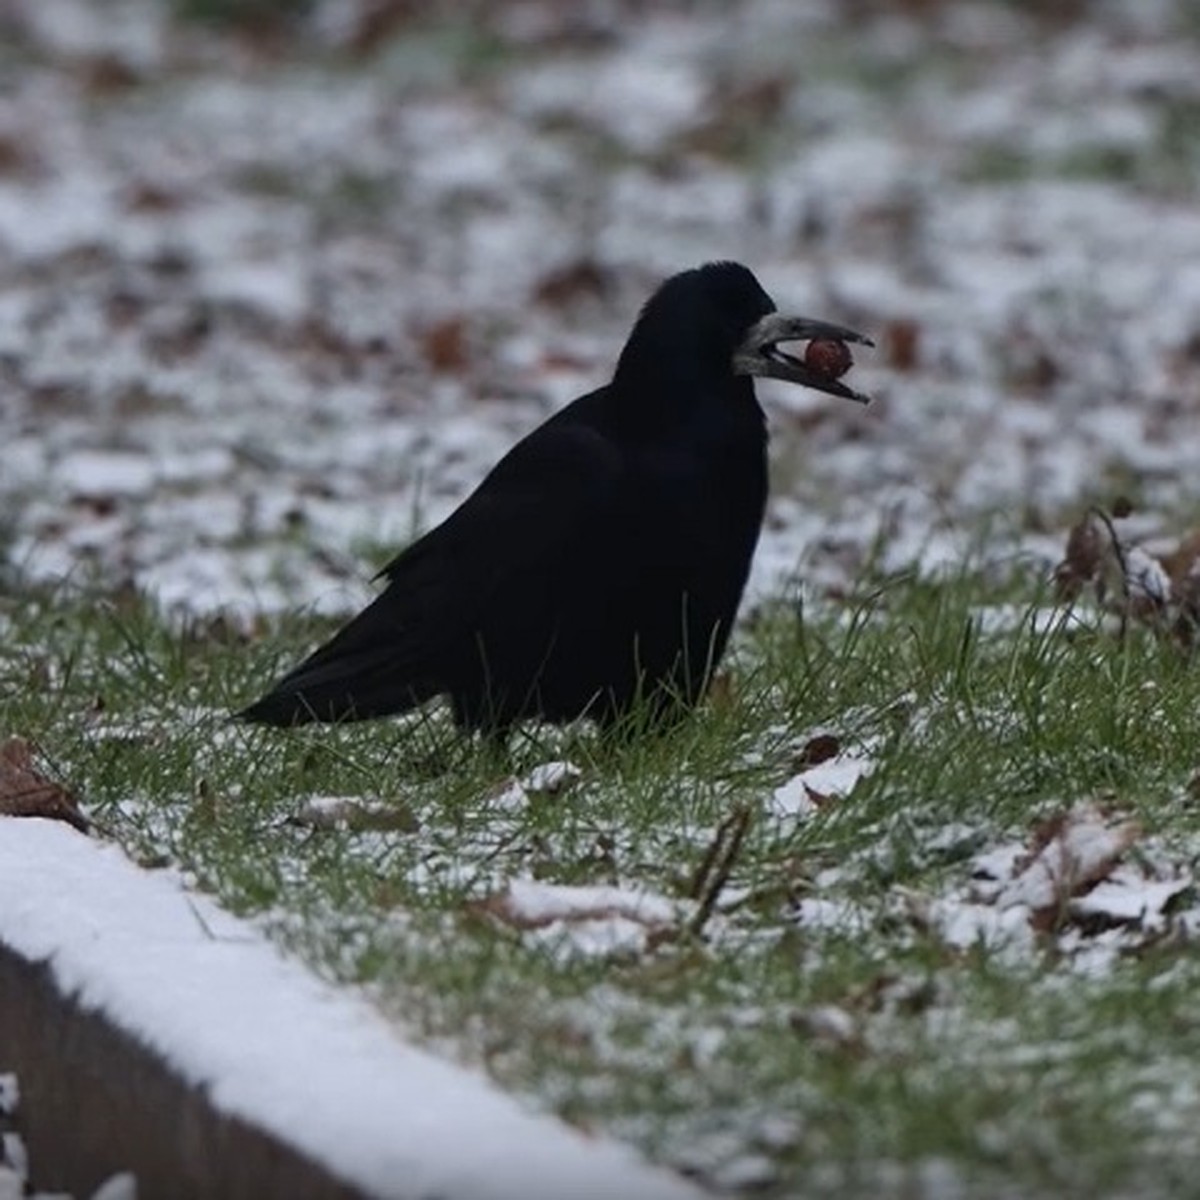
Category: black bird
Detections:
[{"x1": 239, "y1": 262, "x2": 871, "y2": 736}]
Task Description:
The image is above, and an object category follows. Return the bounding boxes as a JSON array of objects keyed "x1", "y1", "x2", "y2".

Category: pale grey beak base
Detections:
[{"x1": 733, "y1": 312, "x2": 874, "y2": 403}]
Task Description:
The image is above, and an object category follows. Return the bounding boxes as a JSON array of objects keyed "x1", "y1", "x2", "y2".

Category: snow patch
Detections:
[
  {"x1": 770, "y1": 749, "x2": 877, "y2": 819},
  {"x1": 479, "y1": 879, "x2": 683, "y2": 959}
]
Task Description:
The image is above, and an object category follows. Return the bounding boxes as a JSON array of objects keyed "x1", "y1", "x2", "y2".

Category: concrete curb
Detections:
[
  {"x1": 0, "y1": 946, "x2": 363, "y2": 1199},
  {"x1": 0, "y1": 818, "x2": 705, "y2": 1200}
]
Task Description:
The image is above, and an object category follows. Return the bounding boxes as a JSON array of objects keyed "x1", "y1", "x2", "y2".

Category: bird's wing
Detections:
[{"x1": 264, "y1": 413, "x2": 626, "y2": 701}]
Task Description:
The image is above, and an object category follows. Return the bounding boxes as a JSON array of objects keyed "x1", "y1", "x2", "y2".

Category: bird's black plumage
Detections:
[{"x1": 239, "y1": 262, "x2": 871, "y2": 735}]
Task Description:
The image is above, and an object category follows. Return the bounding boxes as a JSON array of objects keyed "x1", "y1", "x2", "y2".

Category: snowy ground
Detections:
[
  {"x1": 4, "y1": 2, "x2": 1200, "y2": 1197},
  {"x1": 3, "y1": 0, "x2": 1198, "y2": 622},
  {"x1": 0, "y1": 818, "x2": 703, "y2": 1200}
]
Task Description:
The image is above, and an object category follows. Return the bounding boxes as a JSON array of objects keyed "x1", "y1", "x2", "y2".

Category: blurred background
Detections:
[{"x1": 2, "y1": 0, "x2": 1198, "y2": 616}]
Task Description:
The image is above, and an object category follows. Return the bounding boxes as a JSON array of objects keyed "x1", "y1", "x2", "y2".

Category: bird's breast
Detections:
[{"x1": 633, "y1": 425, "x2": 767, "y2": 585}]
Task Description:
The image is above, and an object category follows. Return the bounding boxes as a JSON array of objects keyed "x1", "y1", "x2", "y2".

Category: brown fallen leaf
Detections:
[
  {"x1": 1002, "y1": 804, "x2": 1139, "y2": 932},
  {"x1": 792, "y1": 733, "x2": 841, "y2": 771},
  {"x1": 1161, "y1": 530, "x2": 1200, "y2": 584},
  {"x1": 1054, "y1": 509, "x2": 1109, "y2": 602},
  {"x1": 0, "y1": 131, "x2": 42, "y2": 178},
  {"x1": 532, "y1": 258, "x2": 616, "y2": 308},
  {"x1": 1068, "y1": 870, "x2": 1191, "y2": 935},
  {"x1": 1163, "y1": 530, "x2": 1200, "y2": 648},
  {"x1": 1054, "y1": 506, "x2": 1182, "y2": 639},
  {"x1": 124, "y1": 180, "x2": 187, "y2": 214},
  {"x1": 420, "y1": 316, "x2": 468, "y2": 373},
  {"x1": 884, "y1": 318, "x2": 921, "y2": 372},
  {"x1": 0, "y1": 738, "x2": 89, "y2": 833},
  {"x1": 78, "y1": 54, "x2": 143, "y2": 96}
]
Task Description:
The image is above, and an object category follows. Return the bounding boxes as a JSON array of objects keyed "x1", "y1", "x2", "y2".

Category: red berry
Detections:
[{"x1": 804, "y1": 338, "x2": 853, "y2": 379}]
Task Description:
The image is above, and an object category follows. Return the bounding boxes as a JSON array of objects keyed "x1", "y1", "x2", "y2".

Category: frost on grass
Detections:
[{"x1": 3, "y1": 1, "x2": 1200, "y2": 615}]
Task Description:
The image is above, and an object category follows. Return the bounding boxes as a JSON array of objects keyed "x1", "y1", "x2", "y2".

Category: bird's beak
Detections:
[{"x1": 733, "y1": 312, "x2": 874, "y2": 403}]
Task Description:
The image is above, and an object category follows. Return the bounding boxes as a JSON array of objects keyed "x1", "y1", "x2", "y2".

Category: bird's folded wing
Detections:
[{"x1": 284, "y1": 419, "x2": 626, "y2": 684}]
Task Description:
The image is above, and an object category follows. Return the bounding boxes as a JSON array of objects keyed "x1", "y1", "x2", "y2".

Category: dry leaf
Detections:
[
  {"x1": 999, "y1": 805, "x2": 1139, "y2": 931},
  {"x1": 946, "y1": 804, "x2": 1192, "y2": 953},
  {"x1": 1161, "y1": 530, "x2": 1200, "y2": 585},
  {"x1": 1068, "y1": 871, "x2": 1190, "y2": 934},
  {"x1": 532, "y1": 259, "x2": 616, "y2": 307},
  {"x1": 884, "y1": 318, "x2": 921, "y2": 372},
  {"x1": 793, "y1": 733, "x2": 841, "y2": 770},
  {"x1": 420, "y1": 316, "x2": 467, "y2": 373},
  {"x1": 1054, "y1": 510, "x2": 1108, "y2": 601},
  {"x1": 1053, "y1": 507, "x2": 1192, "y2": 641},
  {"x1": 1163, "y1": 530, "x2": 1200, "y2": 647},
  {"x1": 0, "y1": 738, "x2": 89, "y2": 832}
]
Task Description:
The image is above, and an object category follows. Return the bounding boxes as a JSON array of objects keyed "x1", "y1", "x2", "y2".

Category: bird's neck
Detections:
[{"x1": 607, "y1": 368, "x2": 765, "y2": 445}]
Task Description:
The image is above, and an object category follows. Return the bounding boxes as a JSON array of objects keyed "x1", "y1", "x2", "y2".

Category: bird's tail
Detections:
[{"x1": 237, "y1": 648, "x2": 438, "y2": 727}]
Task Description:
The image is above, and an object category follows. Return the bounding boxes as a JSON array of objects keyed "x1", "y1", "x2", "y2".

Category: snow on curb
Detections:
[{"x1": 0, "y1": 818, "x2": 702, "y2": 1200}]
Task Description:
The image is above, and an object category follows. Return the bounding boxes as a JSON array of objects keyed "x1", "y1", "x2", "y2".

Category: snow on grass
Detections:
[
  {"x1": 2, "y1": 0, "x2": 1199, "y2": 615},
  {"x1": 6, "y1": 575, "x2": 1200, "y2": 1196},
  {"x1": 479, "y1": 879, "x2": 684, "y2": 960},
  {"x1": 770, "y1": 749, "x2": 877, "y2": 819},
  {"x1": 5, "y1": 3, "x2": 1200, "y2": 1195},
  {"x1": 905, "y1": 804, "x2": 1197, "y2": 971},
  {"x1": 483, "y1": 761, "x2": 585, "y2": 812}
]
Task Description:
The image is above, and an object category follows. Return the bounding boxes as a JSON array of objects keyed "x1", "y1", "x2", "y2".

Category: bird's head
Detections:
[{"x1": 615, "y1": 261, "x2": 872, "y2": 405}]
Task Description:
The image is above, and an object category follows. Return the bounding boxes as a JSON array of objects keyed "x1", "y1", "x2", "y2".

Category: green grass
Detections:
[
  {"x1": 173, "y1": 0, "x2": 315, "y2": 32},
  {"x1": 3, "y1": 569, "x2": 1200, "y2": 1197}
]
